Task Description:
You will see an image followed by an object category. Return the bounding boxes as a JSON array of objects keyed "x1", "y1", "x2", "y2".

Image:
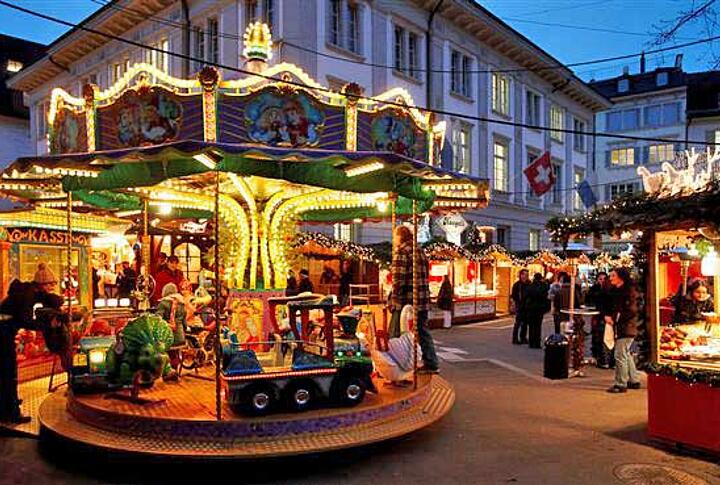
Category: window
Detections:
[
  {"x1": 644, "y1": 102, "x2": 680, "y2": 127},
  {"x1": 452, "y1": 124, "x2": 471, "y2": 173},
  {"x1": 551, "y1": 162, "x2": 562, "y2": 204},
  {"x1": 492, "y1": 72, "x2": 510, "y2": 114},
  {"x1": 246, "y1": 0, "x2": 274, "y2": 31},
  {"x1": 609, "y1": 183, "x2": 636, "y2": 200},
  {"x1": 334, "y1": 223, "x2": 355, "y2": 242},
  {"x1": 708, "y1": 130, "x2": 720, "y2": 147},
  {"x1": 394, "y1": 25, "x2": 406, "y2": 72},
  {"x1": 618, "y1": 78, "x2": 629, "y2": 93},
  {"x1": 529, "y1": 230, "x2": 541, "y2": 251},
  {"x1": 111, "y1": 60, "x2": 128, "y2": 83},
  {"x1": 36, "y1": 102, "x2": 48, "y2": 139},
  {"x1": 526, "y1": 90, "x2": 541, "y2": 126},
  {"x1": 450, "y1": 50, "x2": 472, "y2": 97},
  {"x1": 207, "y1": 17, "x2": 219, "y2": 65},
  {"x1": 648, "y1": 144, "x2": 675, "y2": 164},
  {"x1": 392, "y1": 25, "x2": 420, "y2": 79},
  {"x1": 347, "y1": 2, "x2": 359, "y2": 53},
  {"x1": 607, "y1": 108, "x2": 640, "y2": 131},
  {"x1": 550, "y1": 105, "x2": 564, "y2": 142},
  {"x1": 493, "y1": 139, "x2": 509, "y2": 192},
  {"x1": 193, "y1": 26, "x2": 204, "y2": 71},
  {"x1": 496, "y1": 226, "x2": 509, "y2": 246},
  {"x1": 408, "y1": 32, "x2": 419, "y2": 77},
  {"x1": 328, "y1": 1, "x2": 361, "y2": 55},
  {"x1": 573, "y1": 118, "x2": 586, "y2": 152},
  {"x1": 657, "y1": 72, "x2": 668, "y2": 86},
  {"x1": 526, "y1": 150, "x2": 540, "y2": 198},
  {"x1": 573, "y1": 170, "x2": 584, "y2": 211},
  {"x1": 6, "y1": 59, "x2": 22, "y2": 72},
  {"x1": 610, "y1": 147, "x2": 635, "y2": 166},
  {"x1": 146, "y1": 38, "x2": 169, "y2": 72},
  {"x1": 174, "y1": 243, "x2": 202, "y2": 284},
  {"x1": 329, "y1": 0, "x2": 341, "y2": 46}
]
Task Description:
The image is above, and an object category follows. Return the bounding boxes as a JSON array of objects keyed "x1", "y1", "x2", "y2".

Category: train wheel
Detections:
[
  {"x1": 241, "y1": 383, "x2": 275, "y2": 416},
  {"x1": 332, "y1": 375, "x2": 366, "y2": 407},
  {"x1": 284, "y1": 380, "x2": 316, "y2": 412}
]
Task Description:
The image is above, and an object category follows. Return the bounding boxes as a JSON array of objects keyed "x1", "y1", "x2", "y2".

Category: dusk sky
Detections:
[{"x1": 0, "y1": 0, "x2": 715, "y2": 81}]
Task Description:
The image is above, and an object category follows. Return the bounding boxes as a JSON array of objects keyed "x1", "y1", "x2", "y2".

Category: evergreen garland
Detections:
[{"x1": 645, "y1": 362, "x2": 720, "y2": 387}]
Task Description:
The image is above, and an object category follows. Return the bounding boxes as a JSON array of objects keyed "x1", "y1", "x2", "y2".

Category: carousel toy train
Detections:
[{"x1": 69, "y1": 294, "x2": 376, "y2": 415}]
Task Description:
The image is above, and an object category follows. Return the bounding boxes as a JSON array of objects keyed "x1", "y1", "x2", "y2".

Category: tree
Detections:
[{"x1": 652, "y1": 0, "x2": 720, "y2": 67}]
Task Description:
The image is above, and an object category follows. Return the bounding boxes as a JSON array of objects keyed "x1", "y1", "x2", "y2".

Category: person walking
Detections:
[
  {"x1": 606, "y1": 267, "x2": 641, "y2": 393},
  {"x1": 525, "y1": 273, "x2": 550, "y2": 348},
  {"x1": 390, "y1": 225, "x2": 439, "y2": 373},
  {"x1": 511, "y1": 269, "x2": 530, "y2": 344},
  {"x1": 437, "y1": 275, "x2": 454, "y2": 329}
]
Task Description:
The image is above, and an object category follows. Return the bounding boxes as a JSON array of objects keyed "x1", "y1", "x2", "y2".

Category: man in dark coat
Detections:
[
  {"x1": 511, "y1": 269, "x2": 530, "y2": 344},
  {"x1": 0, "y1": 264, "x2": 63, "y2": 423},
  {"x1": 524, "y1": 273, "x2": 550, "y2": 348}
]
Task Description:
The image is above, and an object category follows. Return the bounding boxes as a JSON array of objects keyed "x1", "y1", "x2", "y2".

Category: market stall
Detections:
[
  {"x1": 0, "y1": 23, "x2": 489, "y2": 453},
  {"x1": 423, "y1": 241, "x2": 496, "y2": 327},
  {"x1": 476, "y1": 245, "x2": 518, "y2": 316},
  {"x1": 548, "y1": 149, "x2": 720, "y2": 454}
]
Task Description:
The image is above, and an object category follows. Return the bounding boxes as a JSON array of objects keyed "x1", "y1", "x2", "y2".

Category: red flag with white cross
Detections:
[{"x1": 524, "y1": 151, "x2": 555, "y2": 196}]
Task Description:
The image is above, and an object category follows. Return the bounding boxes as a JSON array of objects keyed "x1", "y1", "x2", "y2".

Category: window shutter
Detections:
[
  {"x1": 642, "y1": 145, "x2": 649, "y2": 164},
  {"x1": 605, "y1": 150, "x2": 611, "y2": 167}
]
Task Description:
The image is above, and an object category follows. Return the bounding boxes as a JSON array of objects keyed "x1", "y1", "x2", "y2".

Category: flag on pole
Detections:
[
  {"x1": 576, "y1": 179, "x2": 597, "y2": 208},
  {"x1": 523, "y1": 151, "x2": 555, "y2": 196}
]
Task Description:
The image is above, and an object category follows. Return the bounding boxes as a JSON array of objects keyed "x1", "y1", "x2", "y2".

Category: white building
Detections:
[
  {"x1": 589, "y1": 59, "x2": 720, "y2": 250},
  {"x1": 8, "y1": 0, "x2": 609, "y2": 251}
]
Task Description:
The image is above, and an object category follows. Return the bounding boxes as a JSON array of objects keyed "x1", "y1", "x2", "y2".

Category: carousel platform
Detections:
[{"x1": 37, "y1": 369, "x2": 454, "y2": 459}]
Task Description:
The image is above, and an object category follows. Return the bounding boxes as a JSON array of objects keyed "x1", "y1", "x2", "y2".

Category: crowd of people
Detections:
[{"x1": 510, "y1": 267, "x2": 642, "y2": 392}]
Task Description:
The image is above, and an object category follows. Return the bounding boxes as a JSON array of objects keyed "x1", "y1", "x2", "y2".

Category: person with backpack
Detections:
[{"x1": 0, "y1": 264, "x2": 63, "y2": 423}]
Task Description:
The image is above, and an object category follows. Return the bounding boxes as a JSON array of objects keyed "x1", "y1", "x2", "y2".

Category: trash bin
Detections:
[{"x1": 544, "y1": 334, "x2": 569, "y2": 380}]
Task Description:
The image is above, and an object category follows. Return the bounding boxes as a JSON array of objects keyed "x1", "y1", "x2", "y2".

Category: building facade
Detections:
[
  {"x1": 9, "y1": 0, "x2": 608, "y2": 251},
  {"x1": 590, "y1": 61, "x2": 720, "y2": 250},
  {"x1": 0, "y1": 34, "x2": 45, "y2": 209}
]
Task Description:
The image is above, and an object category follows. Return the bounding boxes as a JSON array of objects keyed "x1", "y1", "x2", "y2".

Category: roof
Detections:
[
  {"x1": 10, "y1": 0, "x2": 611, "y2": 111},
  {"x1": 589, "y1": 67, "x2": 686, "y2": 100},
  {"x1": 546, "y1": 181, "x2": 720, "y2": 241},
  {"x1": 686, "y1": 71, "x2": 720, "y2": 119},
  {"x1": 0, "y1": 34, "x2": 46, "y2": 118}
]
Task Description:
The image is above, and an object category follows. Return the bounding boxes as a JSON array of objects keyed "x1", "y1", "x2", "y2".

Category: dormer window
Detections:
[
  {"x1": 6, "y1": 60, "x2": 22, "y2": 72},
  {"x1": 657, "y1": 72, "x2": 668, "y2": 86},
  {"x1": 618, "y1": 79, "x2": 630, "y2": 93}
]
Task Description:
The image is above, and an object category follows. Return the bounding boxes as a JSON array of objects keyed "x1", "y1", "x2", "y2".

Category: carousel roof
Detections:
[{"x1": 2, "y1": 140, "x2": 489, "y2": 221}]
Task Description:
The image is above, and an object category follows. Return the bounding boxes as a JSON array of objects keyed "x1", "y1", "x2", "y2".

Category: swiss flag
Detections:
[{"x1": 524, "y1": 151, "x2": 556, "y2": 196}]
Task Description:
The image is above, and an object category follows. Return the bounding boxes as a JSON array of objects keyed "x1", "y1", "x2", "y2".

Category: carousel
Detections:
[{"x1": 0, "y1": 23, "x2": 489, "y2": 458}]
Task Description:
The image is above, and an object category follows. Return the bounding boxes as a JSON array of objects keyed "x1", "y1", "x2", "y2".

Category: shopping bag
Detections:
[{"x1": 603, "y1": 323, "x2": 615, "y2": 350}]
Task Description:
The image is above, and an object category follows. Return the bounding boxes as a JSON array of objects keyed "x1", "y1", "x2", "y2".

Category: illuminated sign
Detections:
[{"x1": 6, "y1": 228, "x2": 90, "y2": 246}]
